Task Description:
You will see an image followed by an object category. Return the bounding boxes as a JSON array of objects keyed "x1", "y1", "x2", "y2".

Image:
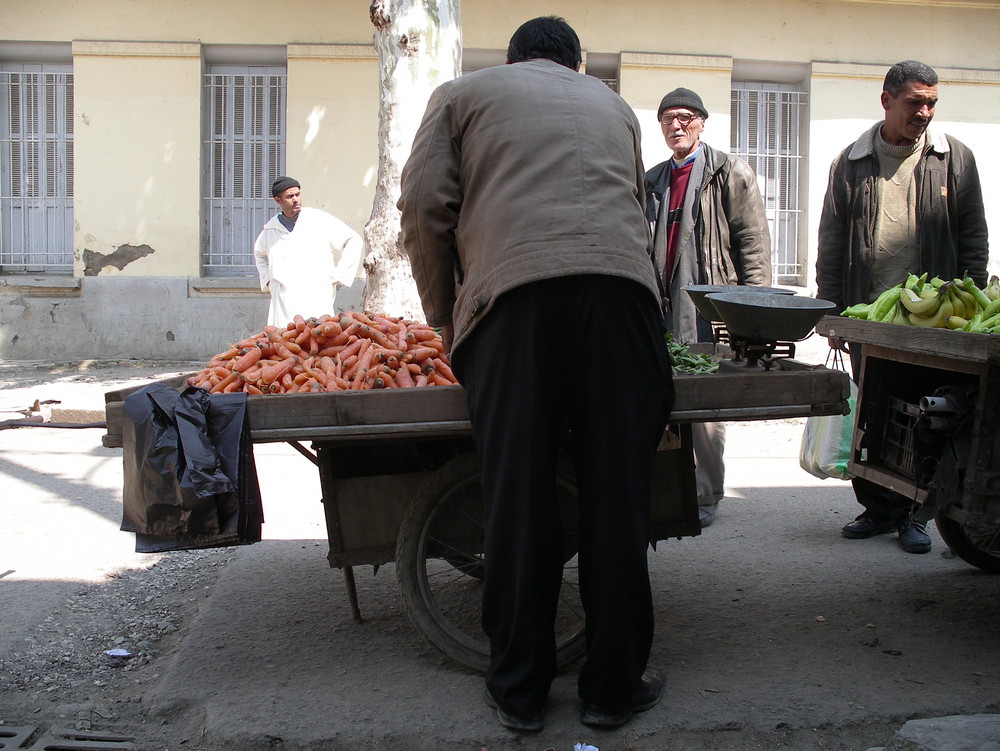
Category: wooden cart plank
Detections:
[
  {"x1": 816, "y1": 315, "x2": 1000, "y2": 363},
  {"x1": 103, "y1": 361, "x2": 849, "y2": 447}
]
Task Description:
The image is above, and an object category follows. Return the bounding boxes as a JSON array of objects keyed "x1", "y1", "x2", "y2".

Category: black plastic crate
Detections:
[{"x1": 881, "y1": 395, "x2": 918, "y2": 478}]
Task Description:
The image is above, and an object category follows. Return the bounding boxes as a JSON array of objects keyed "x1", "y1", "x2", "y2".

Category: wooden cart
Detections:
[
  {"x1": 104, "y1": 357, "x2": 849, "y2": 670},
  {"x1": 816, "y1": 316, "x2": 1000, "y2": 572}
]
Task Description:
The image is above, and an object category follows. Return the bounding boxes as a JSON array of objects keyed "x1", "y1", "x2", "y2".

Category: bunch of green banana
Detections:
[{"x1": 840, "y1": 272, "x2": 1000, "y2": 334}]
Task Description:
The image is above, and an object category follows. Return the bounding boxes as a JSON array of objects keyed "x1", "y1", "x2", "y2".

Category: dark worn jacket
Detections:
[
  {"x1": 816, "y1": 122, "x2": 989, "y2": 313},
  {"x1": 645, "y1": 143, "x2": 771, "y2": 340}
]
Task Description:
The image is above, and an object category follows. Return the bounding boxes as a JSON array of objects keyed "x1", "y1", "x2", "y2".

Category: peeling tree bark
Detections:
[{"x1": 362, "y1": 0, "x2": 462, "y2": 319}]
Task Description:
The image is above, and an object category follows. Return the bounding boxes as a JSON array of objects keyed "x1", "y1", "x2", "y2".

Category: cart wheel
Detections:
[
  {"x1": 935, "y1": 514, "x2": 1000, "y2": 573},
  {"x1": 395, "y1": 451, "x2": 585, "y2": 673}
]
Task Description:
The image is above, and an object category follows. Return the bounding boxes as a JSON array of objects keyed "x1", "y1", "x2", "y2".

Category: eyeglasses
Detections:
[{"x1": 659, "y1": 112, "x2": 700, "y2": 126}]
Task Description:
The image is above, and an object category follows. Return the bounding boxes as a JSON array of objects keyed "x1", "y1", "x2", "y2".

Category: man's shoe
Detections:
[
  {"x1": 898, "y1": 522, "x2": 932, "y2": 554},
  {"x1": 699, "y1": 503, "x2": 719, "y2": 528},
  {"x1": 484, "y1": 687, "x2": 543, "y2": 732},
  {"x1": 841, "y1": 516, "x2": 895, "y2": 539},
  {"x1": 581, "y1": 666, "x2": 666, "y2": 728}
]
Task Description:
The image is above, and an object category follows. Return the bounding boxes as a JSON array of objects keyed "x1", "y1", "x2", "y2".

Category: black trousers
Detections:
[
  {"x1": 451, "y1": 275, "x2": 674, "y2": 717},
  {"x1": 848, "y1": 344, "x2": 917, "y2": 526}
]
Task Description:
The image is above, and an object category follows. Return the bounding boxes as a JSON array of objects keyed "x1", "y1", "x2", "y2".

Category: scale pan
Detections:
[{"x1": 706, "y1": 292, "x2": 836, "y2": 343}]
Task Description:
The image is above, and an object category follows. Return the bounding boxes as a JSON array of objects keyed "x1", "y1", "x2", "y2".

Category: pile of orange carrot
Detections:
[{"x1": 187, "y1": 312, "x2": 459, "y2": 395}]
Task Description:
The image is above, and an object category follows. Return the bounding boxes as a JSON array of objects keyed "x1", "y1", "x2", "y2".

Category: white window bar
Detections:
[
  {"x1": 202, "y1": 65, "x2": 286, "y2": 276},
  {"x1": 0, "y1": 64, "x2": 74, "y2": 274},
  {"x1": 731, "y1": 83, "x2": 806, "y2": 285}
]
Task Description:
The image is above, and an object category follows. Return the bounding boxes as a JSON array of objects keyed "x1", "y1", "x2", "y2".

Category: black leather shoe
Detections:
[
  {"x1": 581, "y1": 666, "x2": 666, "y2": 728},
  {"x1": 898, "y1": 522, "x2": 931, "y2": 554},
  {"x1": 484, "y1": 687, "x2": 543, "y2": 732},
  {"x1": 841, "y1": 516, "x2": 895, "y2": 539}
]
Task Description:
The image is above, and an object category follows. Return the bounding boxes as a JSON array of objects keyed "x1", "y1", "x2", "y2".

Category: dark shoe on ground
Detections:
[
  {"x1": 484, "y1": 687, "x2": 543, "y2": 732},
  {"x1": 699, "y1": 503, "x2": 719, "y2": 528},
  {"x1": 581, "y1": 666, "x2": 666, "y2": 728},
  {"x1": 898, "y1": 521, "x2": 932, "y2": 554},
  {"x1": 841, "y1": 516, "x2": 895, "y2": 539}
]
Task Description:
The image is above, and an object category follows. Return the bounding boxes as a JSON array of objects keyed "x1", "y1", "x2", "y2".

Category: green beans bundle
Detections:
[{"x1": 665, "y1": 334, "x2": 719, "y2": 374}]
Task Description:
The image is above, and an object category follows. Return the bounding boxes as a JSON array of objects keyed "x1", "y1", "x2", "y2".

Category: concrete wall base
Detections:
[{"x1": 0, "y1": 276, "x2": 365, "y2": 362}]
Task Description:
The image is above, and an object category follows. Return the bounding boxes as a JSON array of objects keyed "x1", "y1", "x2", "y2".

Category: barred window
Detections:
[
  {"x1": 731, "y1": 83, "x2": 807, "y2": 285},
  {"x1": 202, "y1": 65, "x2": 286, "y2": 276},
  {"x1": 0, "y1": 63, "x2": 74, "y2": 274}
]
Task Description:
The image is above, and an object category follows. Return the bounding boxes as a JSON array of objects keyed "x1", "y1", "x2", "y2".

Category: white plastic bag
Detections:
[{"x1": 799, "y1": 350, "x2": 857, "y2": 481}]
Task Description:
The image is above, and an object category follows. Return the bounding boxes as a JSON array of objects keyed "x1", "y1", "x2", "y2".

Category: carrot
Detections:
[
  {"x1": 395, "y1": 363, "x2": 415, "y2": 387},
  {"x1": 222, "y1": 377, "x2": 243, "y2": 393},
  {"x1": 261, "y1": 356, "x2": 296, "y2": 385},
  {"x1": 407, "y1": 327, "x2": 438, "y2": 343},
  {"x1": 303, "y1": 366, "x2": 329, "y2": 389},
  {"x1": 420, "y1": 337, "x2": 446, "y2": 354},
  {"x1": 344, "y1": 339, "x2": 372, "y2": 378},
  {"x1": 349, "y1": 343, "x2": 376, "y2": 388},
  {"x1": 432, "y1": 357, "x2": 457, "y2": 383},
  {"x1": 405, "y1": 346, "x2": 439, "y2": 363},
  {"x1": 414, "y1": 374, "x2": 429, "y2": 387},
  {"x1": 327, "y1": 375, "x2": 350, "y2": 391},
  {"x1": 429, "y1": 371, "x2": 453, "y2": 386},
  {"x1": 361, "y1": 324, "x2": 397, "y2": 350},
  {"x1": 231, "y1": 346, "x2": 262, "y2": 373},
  {"x1": 245, "y1": 384, "x2": 264, "y2": 396},
  {"x1": 337, "y1": 337, "x2": 366, "y2": 361},
  {"x1": 211, "y1": 370, "x2": 240, "y2": 394}
]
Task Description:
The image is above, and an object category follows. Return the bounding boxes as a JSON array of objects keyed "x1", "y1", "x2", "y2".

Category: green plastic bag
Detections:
[
  {"x1": 799, "y1": 347, "x2": 857, "y2": 481},
  {"x1": 799, "y1": 379, "x2": 857, "y2": 481}
]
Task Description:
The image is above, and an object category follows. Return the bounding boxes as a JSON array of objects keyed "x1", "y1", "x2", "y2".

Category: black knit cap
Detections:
[
  {"x1": 271, "y1": 176, "x2": 300, "y2": 197},
  {"x1": 657, "y1": 88, "x2": 708, "y2": 120}
]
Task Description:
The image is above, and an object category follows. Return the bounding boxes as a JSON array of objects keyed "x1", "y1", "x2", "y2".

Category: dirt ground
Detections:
[{"x1": 1, "y1": 356, "x2": 999, "y2": 751}]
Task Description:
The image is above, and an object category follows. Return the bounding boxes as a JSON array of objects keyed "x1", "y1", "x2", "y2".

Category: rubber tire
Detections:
[
  {"x1": 395, "y1": 450, "x2": 586, "y2": 672},
  {"x1": 935, "y1": 513, "x2": 1000, "y2": 573}
]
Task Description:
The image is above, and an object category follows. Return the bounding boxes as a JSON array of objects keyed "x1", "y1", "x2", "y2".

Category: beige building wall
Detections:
[
  {"x1": 72, "y1": 41, "x2": 202, "y2": 277},
  {"x1": 1, "y1": 0, "x2": 998, "y2": 359},
  {"x1": 286, "y1": 44, "x2": 380, "y2": 257}
]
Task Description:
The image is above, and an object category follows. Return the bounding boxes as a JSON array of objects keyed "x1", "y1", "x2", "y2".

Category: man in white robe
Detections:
[{"x1": 253, "y1": 176, "x2": 363, "y2": 327}]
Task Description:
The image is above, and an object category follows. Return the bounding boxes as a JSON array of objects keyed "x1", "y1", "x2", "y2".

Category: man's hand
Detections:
[{"x1": 828, "y1": 336, "x2": 849, "y2": 352}]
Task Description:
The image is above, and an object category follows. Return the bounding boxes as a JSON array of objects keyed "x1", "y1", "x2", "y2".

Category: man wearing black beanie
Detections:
[
  {"x1": 645, "y1": 87, "x2": 772, "y2": 528},
  {"x1": 253, "y1": 176, "x2": 362, "y2": 327}
]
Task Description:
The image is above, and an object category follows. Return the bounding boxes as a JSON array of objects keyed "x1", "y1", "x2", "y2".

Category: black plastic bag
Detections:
[{"x1": 121, "y1": 384, "x2": 263, "y2": 552}]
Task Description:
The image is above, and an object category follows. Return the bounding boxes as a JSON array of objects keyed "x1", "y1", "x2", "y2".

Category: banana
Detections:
[
  {"x1": 899, "y1": 286, "x2": 941, "y2": 316},
  {"x1": 928, "y1": 276, "x2": 949, "y2": 290},
  {"x1": 889, "y1": 301, "x2": 910, "y2": 326},
  {"x1": 867, "y1": 284, "x2": 903, "y2": 321},
  {"x1": 908, "y1": 282, "x2": 954, "y2": 327},
  {"x1": 961, "y1": 275, "x2": 992, "y2": 312},
  {"x1": 946, "y1": 315, "x2": 968, "y2": 330},
  {"x1": 951, "y1": 284, "x2": 979, "y2": 319}
]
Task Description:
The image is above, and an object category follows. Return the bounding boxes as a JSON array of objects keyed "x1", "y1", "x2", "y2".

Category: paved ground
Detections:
[{"x1": 1, "y1": 349, "x2": 999, "y2": 751}]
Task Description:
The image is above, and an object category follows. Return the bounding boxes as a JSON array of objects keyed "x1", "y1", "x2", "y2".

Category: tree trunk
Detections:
[{"x1": 363, "y1": 0, "x2": 462, "y2": 320}]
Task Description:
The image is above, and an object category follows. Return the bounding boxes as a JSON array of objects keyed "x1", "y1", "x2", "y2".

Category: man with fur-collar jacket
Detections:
[
  {"x1": 645, "y1": 87, "x2": 771, "y2": 528},
  {"x1": 817, "y1": 60, "x2": 989, "y2": 555}
]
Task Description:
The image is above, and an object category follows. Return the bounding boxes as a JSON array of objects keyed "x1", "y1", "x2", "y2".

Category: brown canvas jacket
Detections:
[{"x1": 398, "y1": 59, "x2": 659, "y2": 351}]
